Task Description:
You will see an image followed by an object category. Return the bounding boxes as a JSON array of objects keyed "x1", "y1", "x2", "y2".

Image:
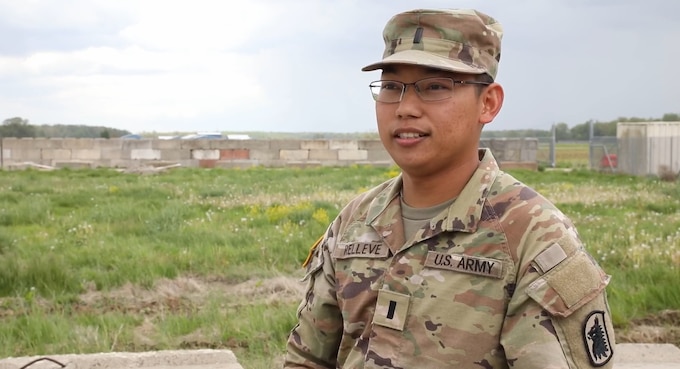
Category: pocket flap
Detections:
[{"x1": 526, "y1": 250, "x2": 610, "y2": 318}]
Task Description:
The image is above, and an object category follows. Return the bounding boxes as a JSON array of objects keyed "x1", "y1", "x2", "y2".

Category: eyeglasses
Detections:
[{"x1": 369, "y1": 77, "x2": 490, "y2": 103}]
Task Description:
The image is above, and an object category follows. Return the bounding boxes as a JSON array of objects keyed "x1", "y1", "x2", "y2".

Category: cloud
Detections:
[{"x1": 0, "y1": 0, "x2": 678, "y2": 132}]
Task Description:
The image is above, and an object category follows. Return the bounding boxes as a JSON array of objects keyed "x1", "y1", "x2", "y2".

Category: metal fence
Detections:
[{"x1": 589, "y1": 136, "x2": 618, "y2": 172}]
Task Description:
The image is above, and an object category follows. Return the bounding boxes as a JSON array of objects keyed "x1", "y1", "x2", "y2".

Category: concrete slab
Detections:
[
  {"x1": 1, "y1": 344, "x2": 678, "y2": 369},
  {"x1": 614, "y1": 343, "x2": 680, "y2": 368},
  {"x1": 0, "y1": 350, "x2": 243, "y2": 369}
]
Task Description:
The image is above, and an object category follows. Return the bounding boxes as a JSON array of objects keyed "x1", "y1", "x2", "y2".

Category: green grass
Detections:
[
  {"x1": 0, "y1": 164, "x2": 678, "y2": 368},
  {"x1": 537, "y1": 141, "x2": 592, "y2": 168}
]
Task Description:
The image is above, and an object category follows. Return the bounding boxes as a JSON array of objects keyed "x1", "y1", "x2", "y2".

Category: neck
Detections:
[{"x1": 401, "y1": 157, "x2": 479, "y2": 208}]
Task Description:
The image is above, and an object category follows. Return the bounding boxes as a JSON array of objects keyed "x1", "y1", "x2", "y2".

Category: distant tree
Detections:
[
  {"x1": 100, "y1": 129, "x2": 111, "y2": 138},
  {"x1": 1, "y1": 117, "x2": 36, "y2": 137},
  {"x1": 570, "y1": 121, "x2": 590, "y2": 140},
  {"x1": 594, "y1": 121, "x2": 617, "y2": 137},
  {"x1": 36, "y1": 124, "x2": 130, "y2": 138},
  {"x1": 553, "y1": 122, "x2": 572, "y2": 141},
  {"x1": 661, "y1": 113, "x2": 680, "y2": 121}
]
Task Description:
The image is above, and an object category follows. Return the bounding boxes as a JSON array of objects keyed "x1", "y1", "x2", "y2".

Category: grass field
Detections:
[
  {"x1": 536, "y1": 141, "x2": 593, "y2": 169},
  {"x1": 1, "y1": 155, "x2": 679, "y2": 367}
]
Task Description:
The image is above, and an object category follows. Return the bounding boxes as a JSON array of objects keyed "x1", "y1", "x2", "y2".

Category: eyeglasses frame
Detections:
[{"x1": 368, "y1": 77, "x2": 491, "y2": 103}]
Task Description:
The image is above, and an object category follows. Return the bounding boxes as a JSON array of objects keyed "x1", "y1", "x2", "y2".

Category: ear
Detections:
[{"x1": 479, "y1": 83, "x2": 504, "y2": 124}]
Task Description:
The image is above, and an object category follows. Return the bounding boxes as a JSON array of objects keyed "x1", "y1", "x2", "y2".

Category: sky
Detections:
[{"x1": 0, "y1": 0, "x2": 678, "y2": 134}]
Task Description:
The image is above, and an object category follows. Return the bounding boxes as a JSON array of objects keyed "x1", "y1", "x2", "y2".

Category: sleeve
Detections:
[
  {"x1": 501, "y1": 234, "x2": 616, "y2": 368},
  {"x1": 283, "y1": 234, "x2": 344, "y2": 369}
]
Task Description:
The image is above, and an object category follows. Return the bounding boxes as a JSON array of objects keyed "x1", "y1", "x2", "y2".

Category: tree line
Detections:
[
  {"x1": 0, "y1": 117, "x2": 129, "y2": 139},
  {"x1": 2, "y1": 114, "x2": 679, "y2": 140},
  {"x1": 482, "y1": 113, "x2": 680, "y2": 140}
]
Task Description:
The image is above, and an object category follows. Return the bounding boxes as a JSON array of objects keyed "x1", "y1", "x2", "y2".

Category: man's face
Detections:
[{"x1": 375, "y1": 64, "x2": 496, "y2": 178}]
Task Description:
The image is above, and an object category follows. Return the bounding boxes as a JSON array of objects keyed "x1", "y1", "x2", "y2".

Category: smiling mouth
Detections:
[{"x1": 396, "y1": 132, "x2": 427, "y2": 139}]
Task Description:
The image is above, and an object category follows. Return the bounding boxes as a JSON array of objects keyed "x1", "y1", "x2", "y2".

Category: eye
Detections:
[
  {"x1": 421, "y1": 79, "x2": 452, "y2": 91},
  {"x1": 381, "y1": 81, "x2": 401, "y2": 91}
]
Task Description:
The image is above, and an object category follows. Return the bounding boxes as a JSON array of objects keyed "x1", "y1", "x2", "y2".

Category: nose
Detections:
[
  {"x1": 395, "y1": 84, "x2": 422, "y2": 118},
  {"x1": 399, "y1": 83, "x2": 419, "y2": 102}
]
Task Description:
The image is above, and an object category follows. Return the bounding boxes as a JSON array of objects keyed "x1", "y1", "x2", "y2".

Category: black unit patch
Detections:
[{"x1": 582, "y1": 310, "x2": 613, "y2": 366}]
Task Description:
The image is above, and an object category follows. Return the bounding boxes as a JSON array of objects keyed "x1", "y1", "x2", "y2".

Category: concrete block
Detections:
[
  {"x1": 0, "y1": 138, "x2": 24, "y2": 149},
  {"x1": 191, "y1": 149, "x2": 220, "y2": 160},
  {"x1": 102, "y1": 147, "x2": 125, "y2": 160},
  {"x1": 338, "y1": 149, "x2": 367, "y2": 161},
  {"x1": 220, "y1": 149, "x2": 250, "y2": 160},
  {"x1": 280, "y1": 149, "x2": 309, "y2": 160},
  {"x1": 367, "y1": 149, "x2": 393, "y2": 162},
  {"x1": 131, "y1": 149, "x2": 162, "y2": 160},
  {"x1": 179, "y1": 140, "x2": 206, "y2": 150},
  {"x1": 73, "y1": 149, "x2": 101, "y2": 160},
  {"x1": 62, "y1": 138, "x2": 95, "y2": 149},
  {"x1": 614, "y1": 343, "x2": 680, "y2": 367},
  {"x1": 0, "y1": 349, "x2": 244, "y2": 369},
  {"x1": 520, "y1": 149, "x2": 537, "y2": 162},
  {"x1": 42, "y1": 149, "x2": 71, "y2": 160},
  {"x1": 309, "y1": 149, "x2": 338, "y2": 161},
  {"x1": 301, "y1": 140, "x2": 329, "y2": 150},
  {"x1": 29, "y1": 138, "x2": 60, "y2": 149},
  {"x1": 329, "y1": 140, "x2": 358, "y2": 150},
  {"x1": 153, "y1": 140, "x2": 182, "y2": 150},
  {"x1": 249, "y1": 149, "x2": 278, "y2": 161},
  {"x1": 123, "y1": 140, "x2": 153, "y2": 150},
  {"x1": 161, "y1": 149, "x2": 191, "y2": 161},
  {"x1": 358, "y1": 140, "x2": 386, "y2": 150},
  {"x1": 211, "y1": 139, "x2": 269, "y2": 150},
  {"x1": 2, "y1": 149, "x2": 11, "y2": 159},
  {"x1": 270, "y1": 140, "x2": 301, "y2": 150},
  {"x1": 98, "y1": 140, "x2": 122, "y2": 154},
  {"x1": 10, "y1": 148, "x2": 41, "y2": 161}
]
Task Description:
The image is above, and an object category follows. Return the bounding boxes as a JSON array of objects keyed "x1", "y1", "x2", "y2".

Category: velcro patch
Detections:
[
  {"x1": 334, "y1": 242, "x2": 390, "y2": 259},
  {"x1": 373, "y1": 290, "x2": 410, "y2": 331},
  {"x1": 534, "y1": 243, "x2": 568, "y2": 274},
  {"x1": 425, "y1": 252, "x2": 503, "y2": 279}
]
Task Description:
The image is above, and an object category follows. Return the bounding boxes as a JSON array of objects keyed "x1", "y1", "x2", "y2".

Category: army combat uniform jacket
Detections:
[{"x1": 285, "y1": 149, "x2": 615, "y2": 369}]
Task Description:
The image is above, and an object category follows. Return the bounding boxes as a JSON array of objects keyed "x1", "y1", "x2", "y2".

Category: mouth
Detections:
[
  {"x1": 392, "y1": 130, "x2": 429, "y2": 147},
  {"x1": 395, "y1": 132, "x2": 428, "y2": 139}
]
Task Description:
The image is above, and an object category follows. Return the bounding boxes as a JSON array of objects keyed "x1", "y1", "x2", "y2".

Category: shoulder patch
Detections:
[
  {"x1": 583, "y1": 310, "x2": 614, "y2": 366},
  {"x1": 302, "y1": 235, "x2": 324, "y2": 268}
]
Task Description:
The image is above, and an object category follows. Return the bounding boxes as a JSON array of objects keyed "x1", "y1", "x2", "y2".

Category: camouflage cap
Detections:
[{"x1": 362, "y1": 9, "x2": 503, "y2": 79}]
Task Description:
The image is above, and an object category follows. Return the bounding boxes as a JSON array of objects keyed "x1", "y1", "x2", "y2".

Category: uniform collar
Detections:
[{"x1": 366, "y1": 148, "x2": 500, "y2": 234}]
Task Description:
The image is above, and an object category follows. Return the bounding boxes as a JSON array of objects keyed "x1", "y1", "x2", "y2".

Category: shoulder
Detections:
[
  {"x1": 304, "y1": 176, "x2": 399, "y2": 269},
  {"x1": 488, "y1": 170, "x2": 566, "y2": 221},
  {"x1": 487, "y1": 171, "x2": 581, "y2": 256},
  {"x1": 336, "y1": 175, "x2": 399, "y2": 222}
]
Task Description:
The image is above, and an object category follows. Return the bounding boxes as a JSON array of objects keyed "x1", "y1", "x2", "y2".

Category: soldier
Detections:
[{"x1": 284, "y1": 8, "x2": 615, "y2": 369}]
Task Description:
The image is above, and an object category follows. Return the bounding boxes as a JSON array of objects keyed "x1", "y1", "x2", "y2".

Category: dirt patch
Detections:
[
  {"x1": 76, "y1": 275, "x2": 306, "y2": 315},
  {"x1": 76, "y1": 276, "x2": 680, "y2": 347},
  {"x1": 616, "y1": 309, "x2": 680, "y2": 346},
  {"x1": 2, "y1": 276, "x2": 677, "y2": 349}
]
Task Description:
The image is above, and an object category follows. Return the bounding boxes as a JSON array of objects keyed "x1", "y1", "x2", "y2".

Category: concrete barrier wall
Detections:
[{"x1": 0, "y1": 138, "x2": 538, "y2": 170}]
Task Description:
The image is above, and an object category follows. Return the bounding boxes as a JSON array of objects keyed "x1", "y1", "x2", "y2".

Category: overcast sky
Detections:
[{"x1": 1, "y1": 0, "x2": 678, "y2": 134}]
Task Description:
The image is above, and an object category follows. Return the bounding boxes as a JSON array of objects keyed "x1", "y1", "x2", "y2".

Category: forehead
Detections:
[{"x1": 380, "y1": 64, "x2": 469, "y2": 80}]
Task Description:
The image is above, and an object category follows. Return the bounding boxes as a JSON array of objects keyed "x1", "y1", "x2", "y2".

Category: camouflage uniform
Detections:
[{"x1": 284, "y1": 149, "x2": 615, "y2": 368}]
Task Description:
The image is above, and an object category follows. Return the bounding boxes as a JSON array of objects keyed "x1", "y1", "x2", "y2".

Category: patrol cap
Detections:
[{"x1": 362, "y1": 9, "x2": 503, "y2": 80}]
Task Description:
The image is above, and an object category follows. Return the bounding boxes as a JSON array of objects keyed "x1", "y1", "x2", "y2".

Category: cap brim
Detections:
[{"x1": 361, "y1": 49, "x2": 486, "y2": 74}]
